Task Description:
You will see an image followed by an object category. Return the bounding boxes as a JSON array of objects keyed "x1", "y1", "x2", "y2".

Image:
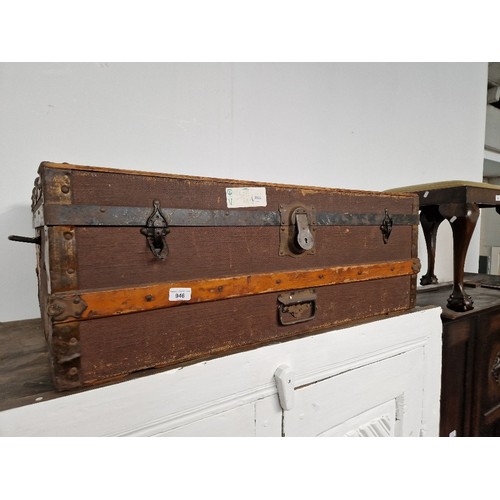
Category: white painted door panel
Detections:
[
  {"x1": 318, "y1": 399, "x2": 396, "y2": 437},
  {"x1": 284, "y1": 348, "x2": 424, "y2": 437},
  {"x1": 152, "y1": 396, "x2": 282, "y2": 437},
  {"x1": 153, "y1": 403, "x2": 256, "y2": 437}
]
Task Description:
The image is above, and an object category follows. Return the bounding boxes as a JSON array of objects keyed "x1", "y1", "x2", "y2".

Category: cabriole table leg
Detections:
[
  {"x1": 442, "y1": 203, "x2": 480, "y2": 312},
  {"x1": 419, "y1": 206, "x2": 445, "y2": 286}
]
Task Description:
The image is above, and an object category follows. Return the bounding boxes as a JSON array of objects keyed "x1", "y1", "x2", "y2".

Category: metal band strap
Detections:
[
  {"x1": 47, "y1": 258, "x2": 420, "y2": 322},
  {"x1": 40, "y1": 204, "x2": 418, "y2": 227}
]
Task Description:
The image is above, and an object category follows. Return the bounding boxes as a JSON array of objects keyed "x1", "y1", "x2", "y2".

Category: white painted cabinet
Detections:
[
  {"x1": 284, "y1": 348, "x2": 425, "y2": 437},
  {"x1": 0, "y1": 306, "x2": 442, "y2": 437}
]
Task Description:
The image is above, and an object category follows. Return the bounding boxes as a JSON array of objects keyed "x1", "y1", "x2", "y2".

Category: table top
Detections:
[
  {"x1": 387, "y1": 180, "x2": 500, "y2": 207},
  {"x1": 416, "y1": 273, "x2": 500, "y2": 320}
]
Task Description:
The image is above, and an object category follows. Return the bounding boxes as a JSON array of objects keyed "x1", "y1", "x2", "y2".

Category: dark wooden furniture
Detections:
[
  {"x1": 417, "y1": 273, "x2": 500, "y2": 436},
  {"x1": 389, "y1": 181, "x2": 500, "y2": 312}
]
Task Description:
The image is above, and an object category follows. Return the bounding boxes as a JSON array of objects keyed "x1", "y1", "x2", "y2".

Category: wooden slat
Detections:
[
  {"x1": 49, "y1": 258, "x2": 420, "y2": 323},
  {"x1": 40, "y1": 161, "x2": 417, "y2": 199}
]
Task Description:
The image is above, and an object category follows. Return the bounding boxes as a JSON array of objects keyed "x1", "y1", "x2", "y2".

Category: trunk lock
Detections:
[
  {"x1": 279, "y1": 205, "x2": 316, "y2": 257},
  {"x1": 292, "y1": 207, "x2": 315, "y2": 252}
]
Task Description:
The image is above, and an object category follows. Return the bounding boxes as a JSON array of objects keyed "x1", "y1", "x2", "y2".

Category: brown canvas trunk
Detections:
[{"x1": 26, "y1": 161, "x2": 420, "y2": 391}]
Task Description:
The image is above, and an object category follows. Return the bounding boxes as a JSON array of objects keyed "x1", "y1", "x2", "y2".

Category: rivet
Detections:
[
  {"x1": 145, "y1": 294, "x2": 154, "y2": 302},
  {"x1": 69, "y1": 337, "x2": 78, "y2": 345},
  {"x1": 67, "y1": 268, "x2": 75, "y2": 274},
  {"x1": 68, "y1": 367, "x2": 78, "y2": 376},
  {"x1": 61, "y1": 185, "x2": 70, "y2": 194},
  {"x1": 64, "y1": 231, "x2": 73, "y2": 240}
]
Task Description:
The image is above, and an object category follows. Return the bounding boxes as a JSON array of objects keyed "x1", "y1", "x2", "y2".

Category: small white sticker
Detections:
[
  {"x1": 450, "y1": 216, "x2": 457, "y2": 223},
  {"x1": 169, "y1": 288, "x2": 192, "y2": 301},
  {"x1": 496, "y1": 194, "x2": 500, "y2": 201},
  {"x1": 449, "y1": 430, "x2": 457, "y2": 437},
  {"x1": 423, "y1": 191, "x2": 429, "y2": 198},
  {"x1": 226, "y1": 187, "x2": 267, "y2": 208}
]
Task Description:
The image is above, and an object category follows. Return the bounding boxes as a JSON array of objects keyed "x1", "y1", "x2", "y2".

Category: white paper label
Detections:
[
  {"x1": 496, "y1": 194, "x2": 500, "y2": 201},
  {"x1": 226, "y1": 187, "x2": 267, "y2": 208},
  {"x1": 450, "y1": 216, "x2": 457, "y2": 223},
  {"x1": 423, "y1": 191, "x2": 429, "y2": 198},
  {"x1": 169, "y1": 288, "x2": 192, "y2": 301}
]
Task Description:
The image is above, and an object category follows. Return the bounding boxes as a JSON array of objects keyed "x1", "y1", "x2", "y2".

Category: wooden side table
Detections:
[{"x1": 388, "y1": 181, "x2": 500, "y2": 312}]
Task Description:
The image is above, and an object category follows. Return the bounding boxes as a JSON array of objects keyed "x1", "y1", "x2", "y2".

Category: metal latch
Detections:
[
  {"x1": 279, "y1": 205, "x2": 316, "y2": 257},
  {"x1": 292, "y1": 207, "x2": 315, "y2": 252},
  {"x1": 278, "y1": 288, "x2": 317, "y2": 325},
  {"x1": 380, "y1": 209, "x2": 393, "y2": 244},
  {"x1": 141, "y1": 200, "x2": 170, "y2": 260}
]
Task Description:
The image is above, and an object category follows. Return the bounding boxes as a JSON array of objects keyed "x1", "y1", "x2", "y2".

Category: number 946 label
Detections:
[{"x1": 169, "y1": 288, "x2": 192, "y2": 301}]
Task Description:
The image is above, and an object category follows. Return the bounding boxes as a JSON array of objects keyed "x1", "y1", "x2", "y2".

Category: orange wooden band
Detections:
[{"x1": 48, "y1": 258, "x2": 420, "y2": 323}]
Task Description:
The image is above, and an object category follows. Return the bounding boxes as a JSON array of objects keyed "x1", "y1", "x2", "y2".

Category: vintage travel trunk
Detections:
[{"x1": 21, "y1": 161, "x2": 420, "y2": 391}]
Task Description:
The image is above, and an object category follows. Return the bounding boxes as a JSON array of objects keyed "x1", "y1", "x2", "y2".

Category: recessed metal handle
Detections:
[{"x1": 278, "y1": 288, "x2": 317, "y2": 325}]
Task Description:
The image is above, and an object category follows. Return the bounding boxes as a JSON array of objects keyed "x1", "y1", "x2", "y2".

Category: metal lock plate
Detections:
[
  {"x1": 277, "y1": 289, "x2": 317, "y2": 325},
  {"x1": 279, "y1": 205, "x2": 316, "y2": 257},
  {"x1": 293, "y1": 208, "x2": 315, "y2": 251}
]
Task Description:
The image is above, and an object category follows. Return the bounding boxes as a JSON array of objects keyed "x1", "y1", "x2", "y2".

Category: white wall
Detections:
[
  {"x1": 485, "y1": 105, "x2": 500, "y2": 152},
  {"x1": 0, "y1": 62, "x2": 488, "y2": 322}
]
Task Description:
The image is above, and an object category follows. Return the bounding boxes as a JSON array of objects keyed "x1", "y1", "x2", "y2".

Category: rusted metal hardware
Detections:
[
  {"x1": 40, "y1": 203, "x2": 418, "y2": 228},
  {"x1": 279, "y1": 205, "x2": 317, "y2": 257},
  {"x1": 291, "y1": 207, "x2": 315, "y2": 252},
  {"x1": 50, "y1": 322, "x2": 82, "y2": 391},
  {"x1": 31, "y1": 175, "x2": 43, "y2": 210},
  {"x1": 141, "y1": 200, "x2": 170, "y2": 260},
  {"x1": 47, "y1": 295, "x2": 88, "y2": 322},
  {"x1": 380, "y1": 209, "x2": 393, "y2": 244},
  {"x1": 8, "y1": 235, "x2": 41, "y2": 244},
  {"x1": 278, "y1": 288, "x2": 317, "y2": 325}
]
